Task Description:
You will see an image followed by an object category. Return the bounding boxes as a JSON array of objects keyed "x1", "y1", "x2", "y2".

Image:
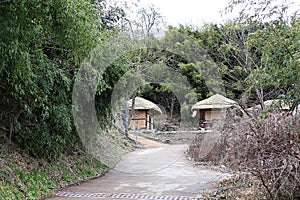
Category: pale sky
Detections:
[
  {"x1": 124, "y1": 0, "x2": 300, "y2": 27},
  {"x1": 135, "y1": 0, "x2": 234, "y2": 27}
]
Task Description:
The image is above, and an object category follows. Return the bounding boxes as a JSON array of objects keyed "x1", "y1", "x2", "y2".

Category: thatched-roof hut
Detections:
[
  {"x1": 191, "y1": 94, "x2": 238, "y2": 121},
  {"x1": 247, "y1": 99, "x2": 290, "y2": 113},
  {"x1": 128, "y1": 97, "x2": 162, "y2": 130},
  {"x1": 264, "y1": 99, "x2": 290, "y2": 110}
]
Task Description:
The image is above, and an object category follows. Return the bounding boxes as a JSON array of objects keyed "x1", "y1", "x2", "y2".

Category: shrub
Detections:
[{"x1": 221, "y1": 113, "x2": 300, "y2": 199}]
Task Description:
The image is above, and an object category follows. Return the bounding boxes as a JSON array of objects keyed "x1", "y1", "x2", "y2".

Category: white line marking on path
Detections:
[{"x1": 54, "y1": 192, "x2": 203, "y2": 200}]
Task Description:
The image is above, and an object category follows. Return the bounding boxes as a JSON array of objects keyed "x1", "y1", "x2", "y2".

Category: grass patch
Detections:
[
  {"x1": 0, "y1": 146, "x2": 109, "y2": 200},
  {"x1": 0, "y1": 130, "x2": 132, "y2": 199}
]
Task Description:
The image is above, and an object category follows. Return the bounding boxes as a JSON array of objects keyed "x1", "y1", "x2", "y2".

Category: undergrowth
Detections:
[
  {"x1": 189, "y1": 112, "x2": 300, "y2": 199},
  {"x1": 0, "y1": 145, "x2": 108, "y2": 199},
  {"x1": 0, "y1": 133, "x2": 132, "y2": 200}
]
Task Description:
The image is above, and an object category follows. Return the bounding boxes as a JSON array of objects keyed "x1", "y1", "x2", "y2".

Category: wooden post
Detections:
[
  {"x1": 125, "y1": 98, "x2": 129, "y2": 139},
  {"x1": 146, "y1": 111, "x2": 150, "y2": 130},
  {"x1": 150, "y1": 116, "x2": 154, "y2": 130}
]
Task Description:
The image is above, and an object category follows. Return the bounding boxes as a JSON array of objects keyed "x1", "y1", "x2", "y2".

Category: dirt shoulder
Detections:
[
  {"x1": 128, "y1": 133, "x2": 166, "y2": 147},
  {"x1": 137, "y1": 130, "x2": 199, "y2": 145}
]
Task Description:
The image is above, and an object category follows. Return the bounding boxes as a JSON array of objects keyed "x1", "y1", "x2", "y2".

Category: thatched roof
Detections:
[
  {"x1": 264, "y1": 100, "x2": 290, "y2": 110},
  {"x1": 191, "y1": 94, "x2": 238, "y2": 110},
  {"x1": 128, "y1": 97, "x2": 162, "y2": 115},
  {"x1": 247, "y1": 99, "x2": 290, "y2": 111}
]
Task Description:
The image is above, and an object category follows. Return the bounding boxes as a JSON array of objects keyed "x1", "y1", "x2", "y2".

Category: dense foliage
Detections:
[
  {"x1": 0, "y1": 0, "x2": 124, "y2": 161},
  {"x1": 176, "y1": 18, "x2": 300, "y2": 108}
]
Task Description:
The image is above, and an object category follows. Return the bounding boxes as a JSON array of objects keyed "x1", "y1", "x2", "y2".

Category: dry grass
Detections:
[{"x1": 189, "y1": 112, "x2": 300, "y2": 199}]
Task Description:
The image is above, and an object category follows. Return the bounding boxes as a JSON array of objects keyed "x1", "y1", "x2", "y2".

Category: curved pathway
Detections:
[{"x1": 48, "y1": 142, "x2": 230, "y2": 200}]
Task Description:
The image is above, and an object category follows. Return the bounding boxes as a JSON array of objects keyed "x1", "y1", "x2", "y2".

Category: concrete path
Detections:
[{"x1": 48, "y1": 144, "x2": 231, "y2": 200}]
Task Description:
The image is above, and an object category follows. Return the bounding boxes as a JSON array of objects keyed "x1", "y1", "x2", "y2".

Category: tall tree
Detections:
[{"x1": 225, "y1": 0, "x2": 300, "y2": 109}]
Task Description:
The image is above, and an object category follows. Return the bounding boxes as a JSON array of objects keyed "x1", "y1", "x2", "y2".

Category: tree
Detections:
[
  {"x1": 176, "y1": 23, "x2": 264, "y2": 105},
  {"x1": 225, "y1": 0, "x2": 300, "y2": 109},
  {"x1": 0, "y1": 0, "x2": 126, "y2": 160},
  {"x1": 118, "y1": 5, "x2": 165, "y2": 124}
]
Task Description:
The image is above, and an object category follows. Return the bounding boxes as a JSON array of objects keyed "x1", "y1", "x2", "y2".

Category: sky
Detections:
[
  {"x1": 133, "y1": 0, "x2": 234, "y2": 27},
  {"x1": 125, "y1": 0, "x2": 300, "y2": 28}
]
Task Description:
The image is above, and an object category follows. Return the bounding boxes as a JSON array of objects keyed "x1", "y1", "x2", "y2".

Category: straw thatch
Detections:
[
  {"x1": 191, "y1": 94, "x2": 238, "y2": 110},
  {"x1": 128, "y1": 97, "x2": 162, "y2": 115},
  {"x1": 247, "y1": 99, "x2": 290, "y2": 111},
  {"x1": 264, "y1": 99, "x2": 290, "y2": 110}
]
